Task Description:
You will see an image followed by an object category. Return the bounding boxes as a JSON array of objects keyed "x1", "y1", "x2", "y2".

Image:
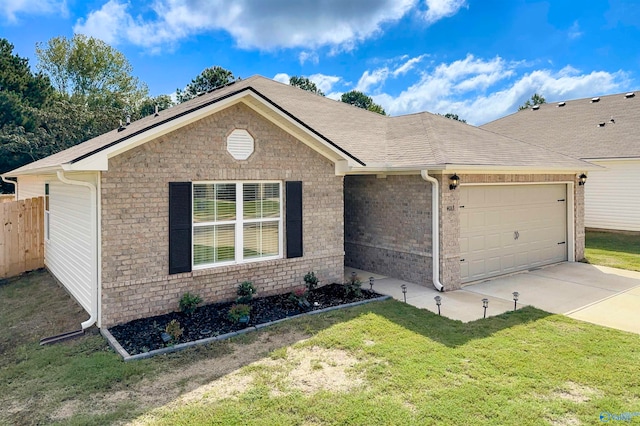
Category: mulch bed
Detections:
[{"x1": 109, "y1": 284, "x2": 383, "y2": 355}]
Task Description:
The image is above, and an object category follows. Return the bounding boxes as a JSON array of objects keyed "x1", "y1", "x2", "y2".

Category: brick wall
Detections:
[
  {"x1": 100, "y1": 103, "x2": 344, "y2": 326},
  {"x1": 344, "y1": 175, "x2": 433, "y2": 285},
  {"x1": 344, "y1": 173, "x2": 585, "y2": 292}
]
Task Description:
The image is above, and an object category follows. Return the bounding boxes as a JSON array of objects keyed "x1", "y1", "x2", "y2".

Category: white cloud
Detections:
[
  {"x1": 422, "y1": 0, "x2": 467, "y2": 24},
  {"x1": 299, "y1": 51, "x2": 319, "y2": 65},
  {"x1": 393, "y1": 54, "x2": 426, "y2": 76},
  {"x1": 74, "y1": 0, "x2": 419, "y2": 51},
  {"x1": 74, "y1": 0, "x2": 468, "y2": 52},
  {"x1": 308, "y1": 73, "x2": 342, "y2": 94},
  {"x1": 568, "y1": 20, "x2": 583, "y2": 40},
  {"x1": 356, "y1": 68, "x2": 390, "y2": 93},
  {"x1": 272, "y1": 73, "x2": 290, "y2": 85},
  {"x1": 1, "y1": 0, "x2": 67, "y2": 22},
  {"x1": 368, "y1": 55, "x2": 630, "y2": 125}
]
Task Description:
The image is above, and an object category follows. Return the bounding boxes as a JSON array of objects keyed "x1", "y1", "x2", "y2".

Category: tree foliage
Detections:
[
  {"x1": 289, "y1": 76, "x2": 324, "y2": 96},
  {"x1": 35, "y1": 35, "x2": 148, "y2": 114},
  {"x1": 441, "y1": 113, "x2": 467, "y2": 123},
  {"x1": 340, "y1": 90, "x2": 386, "y2": 115},
  {"x1": 518, "y1": 93, "x2": 546, "y2": 110},
  {"x1": 0, "y1": 37, "x2": 173, "y2": 192},
  {"x1": 176, "y1": 66, "x2": 237, "y2": 103}
]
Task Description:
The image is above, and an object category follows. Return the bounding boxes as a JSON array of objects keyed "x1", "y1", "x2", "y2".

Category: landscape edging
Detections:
[{"x1": 101, "y1": 295, "x2": 390, "y2": 361}]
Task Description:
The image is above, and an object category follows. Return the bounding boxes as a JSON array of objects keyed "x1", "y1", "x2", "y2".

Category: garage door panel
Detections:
[{"x1": 460, "y1": 184, "x2": 568, "y2": 283}]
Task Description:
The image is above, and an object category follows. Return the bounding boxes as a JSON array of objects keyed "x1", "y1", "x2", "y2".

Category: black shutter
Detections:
[
  {"x1": 169, "y1": 182, "x2": 192, "y2": 274},
  {"x1": 286, "y1": 181, "x2": 303, "y2": 258}
]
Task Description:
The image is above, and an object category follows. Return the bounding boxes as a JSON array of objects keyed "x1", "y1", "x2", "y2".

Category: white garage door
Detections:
[{"x1": 459, "y1": 184, "x2": 568, "y2": 283}]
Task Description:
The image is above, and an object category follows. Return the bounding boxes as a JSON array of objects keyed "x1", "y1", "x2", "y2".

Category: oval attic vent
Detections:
[{"x1": 227, "y1": 129, "x2": 254, "y2": 160}]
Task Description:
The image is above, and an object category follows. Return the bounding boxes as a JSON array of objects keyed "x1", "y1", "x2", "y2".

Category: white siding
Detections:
[
  {"x1": 586, "y1": 160, "x2": 640, "y2": 231},
  {"x1": 16, "y1": 175, "x2": 49, "y2": 200},
  {"x1": 46, "y1": 174, "x2": 96, "y2": 313}
]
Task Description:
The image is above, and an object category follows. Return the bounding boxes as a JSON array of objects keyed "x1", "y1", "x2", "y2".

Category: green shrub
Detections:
[
  {"x1": 344, "y1": 274, "x2": 362, "y2": 298},
  {"x1": 236, "y1": 281, "x2": 257, "y2": 304},
  {"x1": 165, "y1": 319, "x2": 183, "y2": 341},
  {"x1": 179, "y1": 292, "x2": 202, "y2": 315},
  {"x1": 303, "y1": 271, "x2": 319, "y2": 291},
  {"x1": 228, "y1": 304, "x2": 251, "y2": 323}
]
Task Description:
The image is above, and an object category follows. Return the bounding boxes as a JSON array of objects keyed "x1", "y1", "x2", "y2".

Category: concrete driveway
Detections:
[{"x1": 346, "y1": 262, "x2": 640, "y2": 334}]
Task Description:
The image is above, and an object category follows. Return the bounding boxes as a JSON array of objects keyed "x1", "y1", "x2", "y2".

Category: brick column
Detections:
[{"x1": 436, "y1": 174, "x2": 461, "y2": 290}]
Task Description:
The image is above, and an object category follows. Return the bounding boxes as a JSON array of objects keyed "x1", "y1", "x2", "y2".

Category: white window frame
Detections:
[{"x1": 192, "y1": 181, "x2": 283, "y2": 269}]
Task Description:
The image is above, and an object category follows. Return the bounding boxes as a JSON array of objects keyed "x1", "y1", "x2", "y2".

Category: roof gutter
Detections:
[
  {"x1": 420, "y1": 170, "x2": 444, "y2": 292},
  {"x1": 1, "y1": 176, "x2": 17, "y2": 197},
  {"x1": 56, "y1": 171, "x2": 99, "y2": 330}
]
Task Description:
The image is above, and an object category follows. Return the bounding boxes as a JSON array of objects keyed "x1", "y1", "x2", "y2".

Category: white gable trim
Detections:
[{"x1": 64, "y1": 90, "x2": 359, "y2": 173}]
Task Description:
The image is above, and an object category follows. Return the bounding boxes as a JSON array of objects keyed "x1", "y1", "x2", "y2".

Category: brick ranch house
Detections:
[{"x1": 1, "y1": 76, "x2": 597, "y2": 328}]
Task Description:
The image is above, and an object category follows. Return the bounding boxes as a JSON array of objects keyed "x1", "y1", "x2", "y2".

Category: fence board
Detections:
[{"x1": 0, "y1": 197, "x2": 44, "y2": 279}]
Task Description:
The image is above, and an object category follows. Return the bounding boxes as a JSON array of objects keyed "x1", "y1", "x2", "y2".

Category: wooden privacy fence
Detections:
[
  {"x1": 0, "y1": 194, "x2": 16, "y2": 203},
  {"x1": 0, "y1": 197, "x2": 44, "y2": 279}
]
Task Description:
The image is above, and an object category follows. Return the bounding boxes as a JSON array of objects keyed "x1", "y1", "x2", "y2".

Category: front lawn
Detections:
[
  {"x1": 585, "y1": 230, "x2": 640, "y2": 271},
  {"x1": 1, "y1": 270, "x2": 639, "y2": 425}
]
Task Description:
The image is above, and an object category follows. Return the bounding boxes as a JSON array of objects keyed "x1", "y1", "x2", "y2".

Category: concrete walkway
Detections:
[{"x1": 346, "y1": 262, "x2": 640, "y2": 333}]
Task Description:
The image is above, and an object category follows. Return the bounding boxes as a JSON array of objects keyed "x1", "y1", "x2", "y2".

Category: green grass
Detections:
[
  {"x1": 2, "y1": 271, "x2": 639, "y2": 425},
  {"x1": 585, "y1": 230, "x2": 640, "y2": 271}
]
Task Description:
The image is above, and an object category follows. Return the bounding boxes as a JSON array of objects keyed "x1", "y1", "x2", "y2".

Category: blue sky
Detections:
[{"x1": 1, "y1": 0, "x2": 639, "y2": 124}]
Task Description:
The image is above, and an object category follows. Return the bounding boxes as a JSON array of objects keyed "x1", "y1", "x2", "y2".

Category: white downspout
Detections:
[
  {"x1": 1, "y1": 176, "x2": 17, "y2": 199},
  {"x1": 421, "y1": 170, "x2": 445, "y2": 291},
  {"x1": 57, "y1": 171, "x2": 98, "y2": 330}
]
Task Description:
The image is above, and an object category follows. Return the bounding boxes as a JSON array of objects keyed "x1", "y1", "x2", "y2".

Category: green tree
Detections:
[
  {"x1": 176, "y1": 66, "x2": 237, "y2": 103},
  {"x1": 340, "y1": 90, "x2": 386, "y2": 115},
  {"x1": 289, "y1": 76, "x2": 324, "y2": 96},
  {"x1": 0, "y1": 39, "x2": 55, "y2": 191},
  {"x1": 518, "y1": 93, "x2": 546, "y2": 110},
  {"x1": 35, "y1": 35, "x2": 148, "y2": 114},
  {"x1": 441, "y1": 113, "x2": 467, "y2": 123},
  {"x1": 135, "y1": 94, "x2": 174, "y2": 119}
]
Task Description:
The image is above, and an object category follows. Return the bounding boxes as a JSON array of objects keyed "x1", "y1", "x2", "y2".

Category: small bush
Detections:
[
  {"x1": 236, "y1": 281, "x2": 257, "y2": 304},
  {"x1": 303, "y1": 271, "x2": 319, "y2": 291},
  {"x1": 288, "y1": 286, "x2": 310, "y2": 308},
  {"x1": 179, "y1": 292, "x2": 202, "y2": 315},
  {"x1": 165, "y1": 319, "x2": 183, "y2": 341},
  {"x1": 344, "y1": 274, "x2": 362, "y2": 298},
  {"x1": 228, "y1": 304, "x2": 251, "y2": 323}
]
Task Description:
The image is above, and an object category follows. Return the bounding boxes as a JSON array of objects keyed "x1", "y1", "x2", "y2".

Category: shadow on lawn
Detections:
[{"x1": 370, "y1": 299, "x2": 553, "y2": 348}]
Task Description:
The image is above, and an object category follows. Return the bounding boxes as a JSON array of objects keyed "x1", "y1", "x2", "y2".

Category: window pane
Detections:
[
  {"x1": 215, "y1": 224, "x2": 235, "y2": 262},
  {"x1": 243, "y1": 183, "x2": 259, "y2": 219},
  {"x1": 243, "y1": 183, "x2": 280, "y2": 219},
  {"x1": 216, "y1": 183, "x2": 236, "y2": 220},
  {"x1": 262, "y1": 183, "x2": 280, "y2": 218},
  {"x1": 194, "y1": 183, "x2": 236, "y2": 223},
  {"x1": 193, "y1": 226, "x2": 215, "y2": 265},
  {"x1": 193, "y1": 184, "x2": 216, "y2": 223},
  {"x1": 193, "y1": 225, "x2": 235, "y2": 265},
  {"x1": 243, "y1": 221, "x2": 279, "y2": 259}
]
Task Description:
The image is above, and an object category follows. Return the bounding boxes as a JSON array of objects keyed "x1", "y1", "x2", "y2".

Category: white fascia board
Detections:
[
  {"x1": 2, "y1": 165, "x2": 63, "y2": 177},
  {"x1": 440, "y1": 164, "x2": 603, "y2": 173},
  {"x1": 585, "y1": 157, "x2": 640, "y2": 162},
  {"x1": 67, "y1": 90, "x2": 356, "y2": 172}
]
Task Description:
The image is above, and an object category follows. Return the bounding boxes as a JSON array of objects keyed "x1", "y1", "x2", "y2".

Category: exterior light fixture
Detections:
[
  {"x1": 512, "y1": 291, "x2": 519, "y2": 311},
  {"x1": 449, "y1": 173, "x2": 460, "y2": 190},
  {"x1": 401, "y1": 284, "x2": 407, "y2": 303},
  {"x1": 482, "y1": 298, "x2": 489, "y2": 319},
  {"x1": 351, "y1": 271, "x2": 357, "y2": 280},
  {"x1": 369, "y1": 277, "x2": 375, "y2": 291},
  {"x1": 434, "y1": 295, "x2": 442, "y2": 315},
  {"x1": 578, "y1": 173, "x2": 587, "y2": 186}
]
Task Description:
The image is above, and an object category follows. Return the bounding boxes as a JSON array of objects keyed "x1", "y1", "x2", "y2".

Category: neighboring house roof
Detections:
[
  {"x1": 4, "y1": 75, "x2": 593, "y2": 177},
  {"x1": 481, "y1": 91, "x2": 640, "y2": 160}
]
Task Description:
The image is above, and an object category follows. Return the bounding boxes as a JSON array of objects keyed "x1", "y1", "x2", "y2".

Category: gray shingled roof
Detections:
[
  {"x1": 481, "y1": 91, "x2": 640, "y2": 160},
  {"x1": 5, "y1": 75, "x2": 592, "y2": 176}
]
